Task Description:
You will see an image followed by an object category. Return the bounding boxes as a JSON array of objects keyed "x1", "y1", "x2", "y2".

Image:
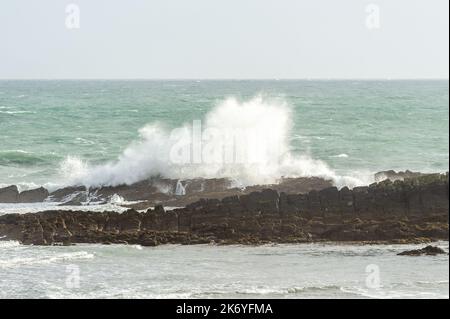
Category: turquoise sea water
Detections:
[
  {"x1": 0, "y1": 80, "x2": 448, "y2": 189},
  {"x1": 0, "y1": 81, "x2": 449, "y2": 300}
]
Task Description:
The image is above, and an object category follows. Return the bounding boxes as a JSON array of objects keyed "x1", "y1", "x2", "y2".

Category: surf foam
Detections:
[{"x1": 60, "y1": 96, "x2": 369, "y2": 188}]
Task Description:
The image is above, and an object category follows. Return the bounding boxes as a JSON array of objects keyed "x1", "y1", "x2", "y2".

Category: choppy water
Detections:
[
  {"x1": 0, "y1": 80, "x2": 448, "y2": 190},
  {"x1": 1, "y1": 81, "x2": 448, "y2": 299},
  {"x1": 0, "y1": 241, "x2": 448, "y2": 299}
]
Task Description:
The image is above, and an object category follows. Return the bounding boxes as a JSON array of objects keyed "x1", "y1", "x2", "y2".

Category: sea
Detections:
[
  {"x1": 0, "y1": 80, "x2": 448, "y2": 190},
  {"x1": 0, "y1": 241, "x2": 448, "y2": 299},
  {"x1": 0, "y1": 80, "x2": 448, "y2": 298}
]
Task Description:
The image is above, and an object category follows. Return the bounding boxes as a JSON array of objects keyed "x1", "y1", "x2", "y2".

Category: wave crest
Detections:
[{"x1": 59, "y1": 96, "x2": 368, "y2": 188}]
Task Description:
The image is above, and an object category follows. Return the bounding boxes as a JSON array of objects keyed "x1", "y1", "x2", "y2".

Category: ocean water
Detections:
[
  {"x1": 1, "y1": 81, "x2": 449, "y2": 299},
  {"x1": 0, "y1": 241, "x2": 448, "y2": 299},
  {"x1": 0, "y1": 80, "x2": 448, "y2": 191}
]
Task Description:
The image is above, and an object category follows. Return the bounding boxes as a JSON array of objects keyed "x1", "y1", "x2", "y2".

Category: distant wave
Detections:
[
  {"x1": 59, "y1": 96, "x2": 371, "y2": 188},
  {"x1": 0, "y1": 150, "x2": 60, "y2": 166},
  {"x1": 0, "y1": 110, "x2": 35, "y2": 115},
  {"x1": 330, "y1": 153, "x2": 349, "y2": 158}
]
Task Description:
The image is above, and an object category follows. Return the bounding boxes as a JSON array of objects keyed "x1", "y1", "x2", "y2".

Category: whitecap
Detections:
[
  {"x1": 58, "y1": 96, "x2": 369, "y2": 189},
  {"x1": 0, "y1": 110, "x2": 35, "y2": 115},
  {"x1": 330, "y1": 153, "x2": 349, "y2": 158}
]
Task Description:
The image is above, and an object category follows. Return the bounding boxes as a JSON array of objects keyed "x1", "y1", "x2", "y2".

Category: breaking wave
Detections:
[{"x1": 60, "y1": 96, "x2": 369, "y2": 188}]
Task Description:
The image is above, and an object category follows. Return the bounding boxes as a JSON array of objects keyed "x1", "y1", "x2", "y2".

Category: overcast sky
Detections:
[{"x1": 0, "y1": 0, "x2": 448, "y2": 79}]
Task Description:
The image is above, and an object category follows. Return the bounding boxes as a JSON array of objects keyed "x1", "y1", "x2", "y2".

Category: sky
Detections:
[{"x1": 0, "y1": 0, "x2": 448, "y2": 79}]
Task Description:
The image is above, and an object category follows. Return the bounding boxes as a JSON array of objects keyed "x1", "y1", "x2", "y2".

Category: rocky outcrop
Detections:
[
  {"x1": 397, "y1": 245, "x2": 446, "y2": 256},
  {"x1": 375, "y1": 170, "x2": 425, "y2": 182},
  {"x1": 0, "y1": 186, "x2": 49, "y2": 203},
  {"x1": 0, "y1": 173, "x2": 448, "y2": 246},
  {"x1": 92, "y1": 176, "x2": 333, "y2": 208},
  {"x1": 18, "y1": 187, "x2": 49, "y2": 203},
  {"x1": 1, "y1": 173, "x2": 443, "y2": 208},
  {"x1": 0, "y1": 186, "x2": 19, "y2": 203},
  {"x1": 49, "y1": 186, "x2": 87, "y2": 202},
  {"x1": 1, "y1": 176, "x2": 333, "y2": 207}
]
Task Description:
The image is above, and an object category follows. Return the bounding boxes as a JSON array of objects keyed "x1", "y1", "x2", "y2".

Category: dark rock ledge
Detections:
[
  {"x1": 0, "y1": 186, "x2": 49, "y2": 203},
  {"x1": 397, "y1": 245, "x2": 447, "y2": 256},
  {"x1": 0, "y1": 176, "x2": 332, "y2": 207},
  {"x1": 0, "y1": 173, "x2": 448, "y2": 246}
]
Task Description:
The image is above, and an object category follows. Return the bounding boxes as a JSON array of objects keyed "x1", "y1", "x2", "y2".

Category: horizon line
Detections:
[{"x1": 0, "y1": 78, "x2": 449, "y2": 81}]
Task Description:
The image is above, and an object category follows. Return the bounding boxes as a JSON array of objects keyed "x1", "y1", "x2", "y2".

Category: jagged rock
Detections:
[
  {"x1": 245, "y1": 177, "x2": 333, "y2": 194},
  {"x1": 18, "y1": 187, "x2": 49, "y2": 203},
  {"x1": 397, "y1": 245, "x2": 446, "y2": 256},
  {"x1": 154, "y1": 205, "x2": 165, "y2": 214},
  {"x1": 307, "y1": 190, "x2": 321, "y2": 214},
  {"x1": 319, "y1": 187, "x2": 340, "y2": 216},
  {"x1": 375, "y1": 170, "x2": 424, "y2": 182},
  {"x1": 0, "y1": 173, "x2": 448, "y2": 246},
  {"x1": 50, "y1": 186, "x2": 87, "y2": 202},
  {"x1": 278, "y1": 192, "x2": 297, "y2": 215},
  {"x1": 339, "y1": 186, "x2": 355, "y2": 217},
  {"x1": 58, "y1": 191, "x2": 89, "y2": 206},
  {"x1": 0, "y1": 185, "x2": 19, "y2": 203},
  {"x1": 221, "y1": 195, "x2": 239, "y2": 205},
  {"x1": 33, "y1": 176, "x2": 333, "y2": 209},
  {"x1": 239, "y1": 189, "x2": 279, "y2": 214},
  {"x1": 286, "y1": 193, "x2": 309, "y2": 215},
  {"x1": 0, "y1": 205, "x2": 447, "y2": 246},
  {"x1": 353, "y1": 186, "x2": 370, "y2": 215}
]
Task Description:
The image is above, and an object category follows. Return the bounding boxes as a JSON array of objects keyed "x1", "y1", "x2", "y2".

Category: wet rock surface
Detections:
[
  {"x1": 0, "y1": 176, "x2": 333, "y2": 206},
  {"x1": 0, "y1": 186, "x2": 19, "y2": 203},
  {"x1": 18, "y1": 187, "x2": 49, "y2": 203},
  {"x1": 374, "y1": 170, "x2": 426, "y2": 182},
  {"x1": 397, "y1": 245, "x2": 447, "y2": 256},
  {"x1": 0, "y1": 173, "x2": 448, "y2": 246}
]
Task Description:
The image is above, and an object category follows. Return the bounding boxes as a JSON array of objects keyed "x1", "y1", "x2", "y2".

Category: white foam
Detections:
[
  {"x1": 58, "y1": 96, "x2": 371, "y2": 189},
  {"x1": 0, "y1": 202, "x2": 130, "y2": 215},
  {"x1": 331, "y1": 153, "x2": 349, "y2": 158},
  {"x1": 339, "y1": 286, "x2": 448, "y2": 299},
  {"x1": 0, "y1": 251, "x2": 94, "y2": 269},
  {"x1": 109, "y1": 194, "x2": 126, "y2": 205},
  {"x1": 175, "y1": 180, "x2": 186, "y2": 196},
  {"x1": 0, "y1": 240, "x2": 21, "y2": 248}
]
